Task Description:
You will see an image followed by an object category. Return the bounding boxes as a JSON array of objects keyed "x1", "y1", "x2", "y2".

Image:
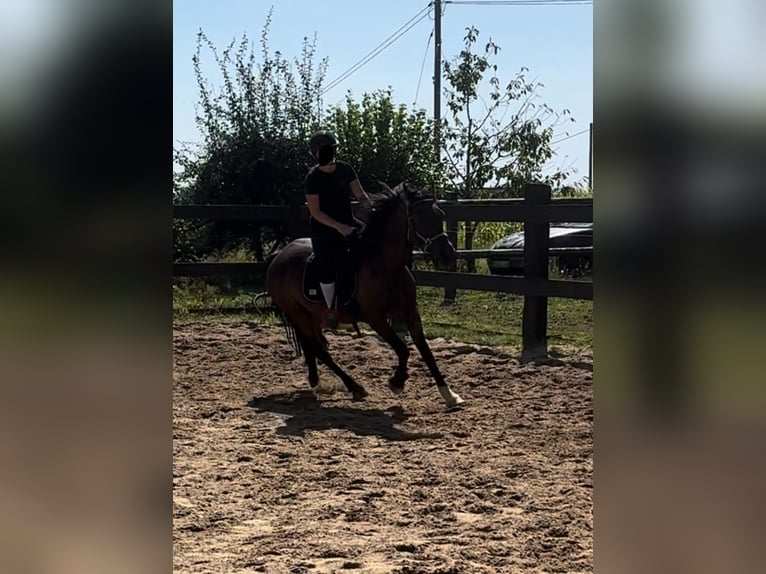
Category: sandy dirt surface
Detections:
[{"x1": 173, "y1": 321, "x2": 592, "y2": 573}]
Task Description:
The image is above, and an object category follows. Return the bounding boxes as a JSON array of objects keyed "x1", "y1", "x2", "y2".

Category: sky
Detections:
[{"x1": 173, "y1": 0, "x2": 593, "y2": 184}]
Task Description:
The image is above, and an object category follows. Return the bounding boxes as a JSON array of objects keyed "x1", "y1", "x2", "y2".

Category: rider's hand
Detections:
[{"x1": 336, "y1": 223, "x2": 356, "y2": 238}]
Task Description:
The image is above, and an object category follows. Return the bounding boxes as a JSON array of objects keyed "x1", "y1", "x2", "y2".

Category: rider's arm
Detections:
[
  {"x1": 350, "y1": 179, "x2": 371, "y2": 207},
  {"x1": 341, "y1": 162, "x2": 370, "y2": 207}
]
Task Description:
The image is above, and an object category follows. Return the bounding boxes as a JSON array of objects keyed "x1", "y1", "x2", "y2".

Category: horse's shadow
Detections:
[{"x1": 247, "y1": 391, "x2": 442, "y2": 442}]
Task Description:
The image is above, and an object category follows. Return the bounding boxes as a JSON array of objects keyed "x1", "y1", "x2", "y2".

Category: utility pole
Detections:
[{"x1": 433, "y1": 0, "x2": 442, "y2": 165}]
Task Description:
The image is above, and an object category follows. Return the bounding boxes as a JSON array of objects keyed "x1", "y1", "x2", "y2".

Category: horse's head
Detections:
[{"x1": 398, "y1": 182, "x2": 457, "y2": 271}]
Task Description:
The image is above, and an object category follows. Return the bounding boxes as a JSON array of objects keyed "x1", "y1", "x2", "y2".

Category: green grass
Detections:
[
  {"x1": 414, "y1": 287, "x2": 591, "y2": 348},
  {"x1": 173, "y1": 279, "x2": 592, "y2": 349}
]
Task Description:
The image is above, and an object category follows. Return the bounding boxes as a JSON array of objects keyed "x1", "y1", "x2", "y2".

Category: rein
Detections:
[{"x1": 406, "y1": 197, "x2": 448, "y2": 252}]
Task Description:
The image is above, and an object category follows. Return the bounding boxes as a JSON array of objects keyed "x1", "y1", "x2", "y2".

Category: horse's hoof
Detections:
[
  {"x1": 445, "y1": 394, "x2": 465, "y2": 411},
  {"x1": 388, "y1": 383, "x2": 405, "y2": 396},
  {"x1": 351, "y1": 388, "x2": 369, "y2": 401},
  {"x1": 388, "y1": 370, "x2": 408, "y2": 393}
]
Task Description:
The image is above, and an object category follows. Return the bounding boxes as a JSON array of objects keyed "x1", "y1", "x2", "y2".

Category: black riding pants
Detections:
[{"x1": 310, "y1": 228, "x2": 350, "y2": 284}]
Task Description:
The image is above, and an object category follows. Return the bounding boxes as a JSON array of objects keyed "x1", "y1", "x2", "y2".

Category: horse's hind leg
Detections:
[
  {"x1": 312, "y1": 346, "x2": 368, "y2": 401},
  {"x1": 302, "y1": 340, "x2": 337, "y2": 396},
  {"x1": 301, "y1": 341, "x2": 320, "y2": 389},
  {"x1": 281, "y1": 294, "x2": 365, "y2": 400},
  {"x1": 286, "y1": 307, "x2": 327, "y2": 394}
]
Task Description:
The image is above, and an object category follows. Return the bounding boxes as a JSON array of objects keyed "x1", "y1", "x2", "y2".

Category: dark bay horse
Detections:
[{"x1": 265, "y1": 182, "x2": 464, "y2": 409}]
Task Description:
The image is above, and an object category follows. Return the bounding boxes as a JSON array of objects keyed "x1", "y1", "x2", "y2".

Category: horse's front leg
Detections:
[
  {"x1": 406, "y1": 308, "x2": 464, "y2": 409},
  {"x1": 396, "y1": 269, "x2": 464, "y2": 409},
  {"x1": 366, "y1": 313, "x2": 411, "y2": 394}
]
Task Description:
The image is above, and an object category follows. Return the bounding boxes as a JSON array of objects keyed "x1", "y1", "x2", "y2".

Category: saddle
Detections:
[
  {"x1": 301, "y1": 229, "x2": 362, "y2": 309},
  {"x1": 301, "y1": 254, "x2": 358, "y2": 307}
]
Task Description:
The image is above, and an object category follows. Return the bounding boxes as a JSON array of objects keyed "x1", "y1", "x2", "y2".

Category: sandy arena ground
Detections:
[{"x1": 173, "y1": 321, "x2": 592, "y2": 573}]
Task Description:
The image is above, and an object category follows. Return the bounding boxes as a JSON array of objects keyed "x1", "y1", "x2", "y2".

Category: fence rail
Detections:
[
  {"x1": 411, "y1": 246, "x2": 593, "y2": 260},
  {"x1": 173, "y1": 204, "x2": 292, "y2": 222},
  {"x1": 172, "y1": 200, "x2": 593, "y2": 224},
  {"x1": 173, "y1": 183, "x2": 593, "y2": 354},
  {"x1": 172, "y1": 263, "x2": 592, "y2": 301}
]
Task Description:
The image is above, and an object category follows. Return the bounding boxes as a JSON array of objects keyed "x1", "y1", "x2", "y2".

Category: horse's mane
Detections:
[
  {"x1": 356, "y1": 181, "x2": 433, "y2": 258},
  {"x1": 356, "y1": 183, "x2": 412, "y2": 254},
  {"x1": 364, "y1": 183, "x2": 402, "y2": 226}
]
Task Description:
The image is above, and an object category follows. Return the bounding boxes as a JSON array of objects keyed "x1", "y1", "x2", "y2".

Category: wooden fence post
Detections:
[
  {"x1": 443, "y1": 191, "x2": 458, "y2": 304},
  {"x1": 522, "y1": 183, "x2": 551, "y2": 359}
]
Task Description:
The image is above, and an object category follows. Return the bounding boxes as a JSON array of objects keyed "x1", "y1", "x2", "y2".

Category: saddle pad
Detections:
[{"x1": 302, "y1": 254, "x2": 358, "y2": 305}]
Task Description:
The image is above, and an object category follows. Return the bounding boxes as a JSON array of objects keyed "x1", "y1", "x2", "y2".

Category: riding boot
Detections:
[{"x1": 320, "y1": 282, "x2": 339, "y2": 329}]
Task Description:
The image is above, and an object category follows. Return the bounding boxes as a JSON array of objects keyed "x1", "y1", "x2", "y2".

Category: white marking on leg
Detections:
[{"x1": 439, "y1": 385, "x2": 464, "y2": 408}]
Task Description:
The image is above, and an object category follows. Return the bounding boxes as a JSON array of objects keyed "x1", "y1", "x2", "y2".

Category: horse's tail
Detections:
[
  {"x1": 252, "y1": 292, "x2": 304, "y2": 357},
  {"x1": 279, "y1": 311, "x2": 304, "y2": 358},
  {"x1": 257, "y1": 245, "x2": 328, "y2": 357}
]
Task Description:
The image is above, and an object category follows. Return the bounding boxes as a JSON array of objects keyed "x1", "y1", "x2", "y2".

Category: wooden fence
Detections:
[{"x1": 173, "y1": 183, "x2": 592, "y2": 354}]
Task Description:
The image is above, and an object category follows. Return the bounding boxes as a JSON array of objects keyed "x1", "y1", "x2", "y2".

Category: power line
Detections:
[
  {"x1": 321, "y1": 8, "x2": 431, "y2": 95},
  {"x1": 446, "y1": 1, "x2": 592, "y2": 5},
  {"x1": 414, "y1": 26, "x2": 435, "y2": 104},
  {"x1": 320, "y1": 5, "x2": 432, "y2": 96},
  {"x1": 551, "y1": 127, "x2": 590, "y2": 145}
]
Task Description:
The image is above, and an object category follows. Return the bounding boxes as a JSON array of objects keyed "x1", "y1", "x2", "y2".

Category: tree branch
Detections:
[{"x1": 441, "y1": 144, "x2": 464, "y2": 186}]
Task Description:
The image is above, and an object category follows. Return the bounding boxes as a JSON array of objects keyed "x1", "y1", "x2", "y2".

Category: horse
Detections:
[{"x1": 265, "y1": 181, "x2": 465, "y2": 409}]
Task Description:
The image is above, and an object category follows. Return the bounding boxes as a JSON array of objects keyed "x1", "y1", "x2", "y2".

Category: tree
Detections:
[
  {"x1": 441, "y1": 27, "x2": 575, "y2": 267},
  {"x1": 327, "y1": 89, "x2": 441, "y2": 193},
  {"x1": 173, "y1": 10, "x2": 328, "y2": 260}
]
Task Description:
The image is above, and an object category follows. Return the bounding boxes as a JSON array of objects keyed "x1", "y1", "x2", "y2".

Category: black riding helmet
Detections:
[{"x1": 309, "y1": 130, "x2": 338, "y2": 165}]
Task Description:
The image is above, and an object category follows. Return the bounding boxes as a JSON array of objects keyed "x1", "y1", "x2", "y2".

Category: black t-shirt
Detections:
[{"x1": 305, "y1": 161, "x2": 357, "y2": 233}]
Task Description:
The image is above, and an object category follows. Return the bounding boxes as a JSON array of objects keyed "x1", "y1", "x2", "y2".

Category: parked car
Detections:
[{"x1": 486, "y1": 223, "x2": 593, "y2": 276}]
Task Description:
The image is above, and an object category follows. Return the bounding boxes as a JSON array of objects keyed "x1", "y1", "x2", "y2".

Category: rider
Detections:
[{"x1": 305, "y1": 130, "x2": 371, "y2": 328}]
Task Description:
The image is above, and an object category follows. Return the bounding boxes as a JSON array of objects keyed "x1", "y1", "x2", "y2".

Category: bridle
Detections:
[{"x1": 406, "y1": 196, "x2": 449, "y2": 255}]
